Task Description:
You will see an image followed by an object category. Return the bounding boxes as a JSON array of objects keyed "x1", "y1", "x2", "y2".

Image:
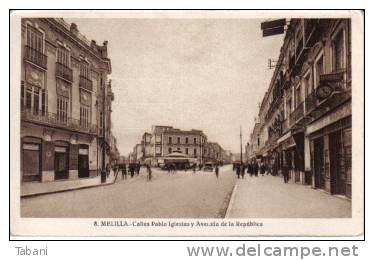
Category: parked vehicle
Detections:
[{"x1": 203, "y1": 162, "x2": 214, "y2": 172}]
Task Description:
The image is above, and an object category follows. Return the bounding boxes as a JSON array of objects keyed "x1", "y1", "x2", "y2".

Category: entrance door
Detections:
[
  {"x1": 313, "y1": 137, "x2": 324, "y2": 189},
  {"x1": 329, "y1": 131, "x2": 346, "y2": 195},
  {"x1": 78, "y1": 146, "x2": 89, "y2": 178},
  {"x1": 55, "y1": 146, "x2": 69, "y2": 180},
  {"x1": 22, "y1": 143, "x2": 41, "y2": 182}
]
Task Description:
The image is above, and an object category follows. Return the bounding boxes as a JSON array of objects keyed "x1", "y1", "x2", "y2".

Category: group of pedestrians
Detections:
[
  {"x1": 118, "y1": 163, "x2": 151, "y2": 181},
  {"x1": 232, "y1": 161, "x2": 290, "y2": 184}
]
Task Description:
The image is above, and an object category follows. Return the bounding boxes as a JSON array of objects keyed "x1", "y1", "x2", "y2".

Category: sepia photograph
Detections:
[{"x1": 10, "y1": 10, "x2": 364, "y2": 237}]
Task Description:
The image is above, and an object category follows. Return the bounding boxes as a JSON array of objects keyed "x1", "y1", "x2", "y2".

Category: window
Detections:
[
  {"x1": 185, "y1": 148, "x2": 188, "y2": 155},
  {"x1": 177, "y1": 137, "x2": 180, "y2": 144},
  {"x1": 168, "y1": 137, "x2": 172, "y2": 144},
  {"x1": 99, "y1": 111, "x2": 104, "y2": 135},
  {"x1": 57, "y1": 46, "x2": 70, "y2": 66},
  {"x1": 295, "y1": 84, "x2": 302, "y2": 106},
  {"x1": 303, "y1": 71, "x2": 313, "y2": 96},
  {"x1": 80, "y1": 90, "x2": 91, "y2": 128},
  {"x1": 80, "y1": 105, "x2": 90, "y2": 128},
  {"x1": 26, "y1": 25, "x2": 43, "y2": 53},
  {"x1": 57, "y1": 96, "x2": 68, "y2": 124},
  {"x1": 314, "y1": 52, "x2": 324, "y2": 88},
  {"x1": 332, "y1": 30, "x2": 345, "y2": 71},
  {"x1": 185, "y1": 137, "x2": 189, "y2": 144},
  {"x1": 194, "y1": 148, "x2": 197, "y2": 156},
  {"x1": 80, "y1": 61, "x2": 90, "y2": 79},
  {"x1": 21, "y1": 82, "x2": 47, "y2": 115},
  {"x1": 194, "y1": 138, "x2": 197, "y2": 144},
  {"x1": 287, "y1": 98, "x2": 292, "y2": 117}
]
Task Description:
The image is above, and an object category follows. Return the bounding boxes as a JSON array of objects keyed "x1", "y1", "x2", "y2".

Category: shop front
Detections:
[{"x1": 308, "y1": 116, "x2": 351, "y2": 198}]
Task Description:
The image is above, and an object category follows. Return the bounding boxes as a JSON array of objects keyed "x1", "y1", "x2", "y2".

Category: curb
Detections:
[
  {"x1": 224, "y1": 182, "x2": 238, "y2": 218},
  {"x1": 21, "y1": 181, "x2": 116, "y2": 199}
]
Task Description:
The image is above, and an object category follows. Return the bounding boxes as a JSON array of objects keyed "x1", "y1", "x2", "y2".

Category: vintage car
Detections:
[{"x1": 203, "y1": 162, "x2": 214, "y2": 172}]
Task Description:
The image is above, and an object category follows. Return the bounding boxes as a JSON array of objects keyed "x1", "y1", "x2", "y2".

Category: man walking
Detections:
[
  {"x1": 282, "y1": 163, "x2": 289, "y2": 183},
  {"x1": 240, "y1": 164, "x2": 245, "y2": 179},
  {"x1": 236, "y1": 165, "x2": 240, "y2": 179},
  {"x1": 121, "y1": 164, "x2": 127, "y2": 180},
  {"x1": 147, "y1": 164, "x2": 152, "y2": 181},
  {"x1": 215, "y1": 165, "x2": 219, "y2": 179}
]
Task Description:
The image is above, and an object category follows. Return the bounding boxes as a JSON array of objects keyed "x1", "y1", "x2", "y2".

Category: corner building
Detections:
[{"x1": 20, "y1": 18, "x2": 113, "y2": 183}]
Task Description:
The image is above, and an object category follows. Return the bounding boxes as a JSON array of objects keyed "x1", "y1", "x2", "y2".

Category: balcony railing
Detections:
[
  {"x1": 21, "y1": 107, "x2": 97, "y2": 135},
  {"x1": 79, "y1": 75, "x2": 93, "y2": 91},
  {"x1": 56, "y1": 62, "x2": 73, "y2": 82},
  {"x1": 295, "y1": 101, "x2": 305, "y2": 122},
  {"x1": 24, "y1": 46, "x2": 47, "y2": 69},
  {"x1": 305, "y1": 91, "x2": 317, "y2": 114}
]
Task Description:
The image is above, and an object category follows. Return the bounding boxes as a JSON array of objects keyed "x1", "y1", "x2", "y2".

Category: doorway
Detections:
[
  {"x1": 78, "y1": 145, "x2": 89, "y2": 178},
  {"x1": 313, "y1": 137, "x2": 325, "y2": 189},
  {"x1": 22, "y1": 143, "x2": 41, "y2": 182},
  {"x1": 329, "y1": 131, "x2": 346, "y2": 195},
  {"x1": 54, "y1": 146, "x2": 69, "y2": 180}
]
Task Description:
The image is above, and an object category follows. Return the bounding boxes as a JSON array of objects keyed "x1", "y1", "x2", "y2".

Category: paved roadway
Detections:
[{"x1": 21, "y1": 165, "x2": 236, "y2": 218}]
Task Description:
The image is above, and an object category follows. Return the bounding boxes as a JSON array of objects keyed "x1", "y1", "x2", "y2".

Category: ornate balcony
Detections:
[
  {"x1": 79, "y1": 75, "x2": 93, "y2": 91},
  {"x1": 24, "y1": 46, "x2": 47, "y2": 70},
  {"x1": 21, "y1": 107, "x2": 97, "y2": 135},
  {"x1": 56, "y1": 62, "x2": 73, "y2": 82}
]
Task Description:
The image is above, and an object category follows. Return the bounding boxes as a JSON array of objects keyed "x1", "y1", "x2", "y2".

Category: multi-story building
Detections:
[
  {"x1": 205, "y1": 142, "x2": 224, "y2": 164},
  {"x1": 20, "y1": 18, "x2": 115, "y2": 184},
  {"x1": 132, "y1": 126, "x2": 231, "y2": 166},
  {"x1": 248, "y1": 19, "x2": 351, "y2": 198}
]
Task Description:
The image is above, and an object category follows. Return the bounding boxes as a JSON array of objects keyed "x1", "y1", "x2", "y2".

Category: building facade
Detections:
[
  {"x1": 247, "y1": 19, "x2": 351, "y2": 198},
  {"x1": 20, "y1": 18, "x2": 115, "y2": 184},
  {"x1": 132, "y1": 125, "x2": 230, "y2": 166}
]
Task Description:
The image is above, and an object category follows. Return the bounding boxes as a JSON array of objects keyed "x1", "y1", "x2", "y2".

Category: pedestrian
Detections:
[
  {"x1": 254, "y1": 162, "x2": 259, "y2": 177},
  {"x1": 147, "y1": 164, "x2": 152, "y2": 181},
  {"x1": 193, "y1": 163, "x2": 196, "y2": 173},
  {"x1": 121, "y1": 164, "x2": 127, "y2": 180},
  {"x1": 236, "y1": 165, "x2": 240, "y2": 179},
  {"x1": 240, "y1": 164, "x2": 245, "y2": 179},
  {"x1": 260, "y1": 162, "x2": 265, "y2": 176},
  {"x1": 105, "y1": 163, "x2": 110, "y2": 178},
  {"x1": 167, "y1": 164, "x2": 171, "y2": 174},
  {"x1": 130, "y1": 164, "x2": 134, "y2": 178},
  {"x1": 282, "y1": 163, "x2": 289, "y2": 183},
  {"x1": 215, "y1": 165, "x2": 219, "y2": 178},
  {"x1": 136, "y1": 163, "x2": 140, "y2": 175}
]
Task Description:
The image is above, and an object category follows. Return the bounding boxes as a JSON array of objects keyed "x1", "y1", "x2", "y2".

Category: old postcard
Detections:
[{"x1": 10, "y1": 10, "x2": 364, "y2": 237}]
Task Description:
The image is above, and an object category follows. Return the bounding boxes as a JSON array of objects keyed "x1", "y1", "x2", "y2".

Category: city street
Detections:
[
  {"x1": 21, "y1": 165, "x2": 236, "y2": 218},
  {"x1": 226, "y1": 174, "x2": 352, "y2": 218}
]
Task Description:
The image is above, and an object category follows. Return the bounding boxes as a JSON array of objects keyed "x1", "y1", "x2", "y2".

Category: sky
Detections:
[{"x1": 66, "y1": 18, "x2": 284, "y2": 155}]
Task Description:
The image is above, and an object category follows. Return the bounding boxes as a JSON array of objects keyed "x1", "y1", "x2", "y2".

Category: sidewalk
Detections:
[
  {"x1": 21, "y1": 171, "x2": 117, "y2": 197},
  {"x1": 225, "y1": 175, "x2": 351, "y2": 218}
]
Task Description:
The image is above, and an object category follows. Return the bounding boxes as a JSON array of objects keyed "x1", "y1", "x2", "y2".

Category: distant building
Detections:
[{"x1": 132, "y1": 125, "x2": 229, "y2": 166}]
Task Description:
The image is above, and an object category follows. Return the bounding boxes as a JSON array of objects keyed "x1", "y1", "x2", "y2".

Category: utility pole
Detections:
[{"x1": 240, "y1": 126, "x2": 243, "y2": 165}]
